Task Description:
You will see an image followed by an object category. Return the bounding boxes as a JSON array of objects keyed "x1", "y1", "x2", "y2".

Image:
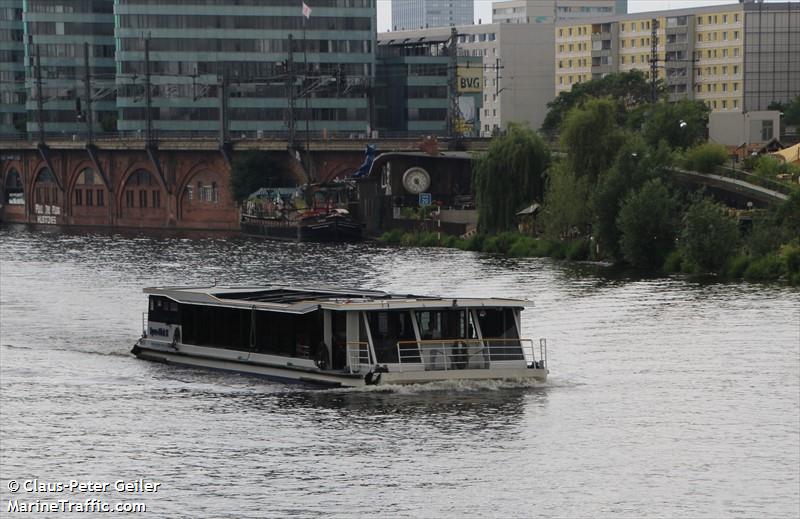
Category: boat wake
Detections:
[{"x1": 329, "y1": 377, "x2": 549, "y2": 394}]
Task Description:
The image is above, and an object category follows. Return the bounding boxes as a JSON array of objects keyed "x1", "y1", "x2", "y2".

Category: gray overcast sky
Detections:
[{"x1": 376, "y1": 1, "x2": 752, "y2": 31}]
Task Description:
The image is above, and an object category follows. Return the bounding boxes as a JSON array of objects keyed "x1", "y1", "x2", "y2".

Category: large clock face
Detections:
[{"x1": 402, "y1": 167, "x2": 431, "y2": 194}]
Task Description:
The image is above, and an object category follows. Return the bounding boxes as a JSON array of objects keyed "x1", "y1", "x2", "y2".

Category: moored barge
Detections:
[{"x1": 132, "y1": 285, "x2": 548, "y2": 387}]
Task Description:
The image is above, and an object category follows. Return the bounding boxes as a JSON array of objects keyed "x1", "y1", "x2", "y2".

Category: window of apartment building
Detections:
[
  {"x1": 559, "y1": 45, "x2": 564, "y2": 52},
  {"x1": 621, "y1": 56, "x2": 626, "y2": 64},
  {"x1": 621, "y1": 23, "x2": 625, "y2": 31},
  {"x1": 697, "y1": 34, "x2": 703, "y2": 42},
  {"x1": 707, "y1": 84, "x2": 712, "y2": 92},
  {"x1": 723, "y1": 48, "x2": 728, "y2": 57},
  {"x1": 733, "y1": 65, "x2": 738, "y2": 74},
  {"x1": 722, "y1": 65, "x2": 727, "y2": 74},
  {"x1": 734, "y1": 14, "x2": 739, "y2": 22},
  {"x1": 712, "y1": 32, "x2": 717, "y2": 41},
  {"x1": 733, "y1": 82, "x2": 738, "y2": 91},
  {"x1": 646, "y1": 21, "x2": 650, "y2": 30},
  {"x1": 559, "y1": 29, "x2": 563, "y2": 37},
  {"x1": 568, "y1": 28, "x2": 573, "y2": 36},
  {"x1": 696, "y1": 68, "x2": 701, "y2": 77},
  {"x1": 621, "y1": 40, "x2": 625, "y2": 48},
  {"x1": 714, "y1": 15, "x2": 718, "y2": 23},
  {"x1": 559, "y1": 77, "x2": 563, "y2": 85},
  {"x1": 707, "y1": 16, "x2": 712, "y2": 24},
  {"x1": 722, "y1": 100, "x2": 727, "y2": 109},
  {"x1": 723, "y1": 14, "x2": 728, "y2": 24},
  {"x1": 568, "y1": 75, "x2": 573, "y2": 83},
  {"x1": 631, "y1": 39, "x2": 636, "y2": 48},
  {"x1": 722, "y1": 31, "x2": 728, "y2": 40},
  {"x1": 713, "y1": 100, "x2": 718, "y2": 109},
  {"x1": 569, "y1": 43, "x2": 574, "y2": 51},
  {"x1": 734, "y1": 31, "x2": 739, "y2": 40},
  {"x1": 722, "y1": 83, "x2": 728, "y2": 92},
  {"x1": 734, "y1": 48, "x2": 739, "y2": 57},
  {"x1": 713, "y1": 66, "x2": 717, "y2": 74},
  {"x1": 733, "y1": 99, "x2": 738, "y2": 108}
]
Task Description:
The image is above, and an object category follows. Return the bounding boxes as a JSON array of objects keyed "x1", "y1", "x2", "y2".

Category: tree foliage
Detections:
[
  {"x1": 680, "y1": 198, "x2": 741, "y2": 272},
  {"x1": 560, "y1": 98, "x2": 627, "y2": 183},
  {"x1": 639, "y1": 99, "x2": 710, "y2": 150},
  {"x1": 592, "y1": 136, "x2": 667, "y2": 260},
  {"x1": 616, "y1": 179, "x2": 679, "y2": 269},
  {"x1": 542, "y1": 70, "x2": 655, "y2": 133},
  {"x1": 683, "y1": 142, "x2": 729, "y2": 173},
  {"x1": 768, "y1": 95, "x2": 800, "y2": 126},
  {"x1": 229, "y1": 152, "x2": 292, "y2": 202},
  {"x1": 541, "y1": 161, "x2": 592, "y2": 239},
  {"x1": 473, "y1": 123, "x2": 550, "y2": 234}
]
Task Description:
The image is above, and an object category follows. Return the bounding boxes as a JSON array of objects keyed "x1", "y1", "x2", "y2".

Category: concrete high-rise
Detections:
[
  {"x1": 492, "y1": 0, "x2": 626, "y2": 24},
  {"x1": 392, "y1": 0, "x2": 474, "y2": 31}
]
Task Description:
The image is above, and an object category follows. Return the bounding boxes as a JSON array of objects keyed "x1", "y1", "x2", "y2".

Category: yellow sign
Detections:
[{"x1": 457, "y1": 66, "x2": 482, "y2": 93}]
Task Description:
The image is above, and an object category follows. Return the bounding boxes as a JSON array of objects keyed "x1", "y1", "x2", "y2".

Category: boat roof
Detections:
[{"x1": 143, "y1": 285, "x2": 531, "y2": 314}]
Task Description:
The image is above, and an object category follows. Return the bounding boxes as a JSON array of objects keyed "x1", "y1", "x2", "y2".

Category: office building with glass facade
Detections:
[
  {"x1": 0, "y1": 0, "x2": 25, "y2": 134},
  {"x1": 114, "y1": 0, "x2": 376, "y2": 136},
  {"x1": 22, "y1": 0, "x2": 116, "y2": 134},
  {"x1": 391, "y1": 0, "x2": 473, "y2": 31}
]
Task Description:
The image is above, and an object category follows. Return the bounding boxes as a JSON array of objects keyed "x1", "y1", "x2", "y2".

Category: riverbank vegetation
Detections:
[{"x1": 380, "y1": 75, "x2": 800, "y2": 284}]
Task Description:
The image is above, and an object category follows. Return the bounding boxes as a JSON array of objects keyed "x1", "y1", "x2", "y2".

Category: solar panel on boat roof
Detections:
[{"x1": 215, "y1": 289, "x2": 389, "y2": 304}]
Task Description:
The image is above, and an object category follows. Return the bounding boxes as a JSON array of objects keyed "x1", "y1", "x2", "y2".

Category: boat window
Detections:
[
  {"x1": 415, "y1": 310, "x2": 475, "y2": 340},
  {"x1": 366, "y1": 311, "x2": 416, "y2": 363},
  {"x1": 475, "y1": 308, "x2": 523, "y2": 360},
  {"x1": 148, "y1": 296, "x2": 180, "y2": 325}
]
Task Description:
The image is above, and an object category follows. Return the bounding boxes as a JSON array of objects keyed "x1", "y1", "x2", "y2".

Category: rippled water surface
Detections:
[{"x1": 1, "y1": 224, "x2": 798, "y2": 518}]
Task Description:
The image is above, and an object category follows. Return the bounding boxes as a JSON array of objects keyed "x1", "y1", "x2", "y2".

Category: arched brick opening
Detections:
[
  {"x1": 32, "y1": 167, "x2": 63, "y2": 224},
  {"x1": 70, "y1": 165, "x2": 110, "y2": 224},
  {"x1": 177, "y1": 166, "x2": 237, "y2": 228},
  {"x1": 118, "y1": 168, "x2": 167, "y2": 227}
]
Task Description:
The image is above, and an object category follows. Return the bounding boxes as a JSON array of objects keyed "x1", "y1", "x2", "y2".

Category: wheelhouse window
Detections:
[{"x1": 367, "y1": 311, "x2": 416, "y2": 363}]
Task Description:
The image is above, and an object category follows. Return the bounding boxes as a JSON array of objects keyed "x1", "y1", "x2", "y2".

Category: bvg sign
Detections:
[{"x1": 457, "y1": 67, "x2": 482, "y2": 93}]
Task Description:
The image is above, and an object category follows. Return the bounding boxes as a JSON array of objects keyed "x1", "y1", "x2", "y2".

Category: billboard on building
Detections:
[{"x1": 457, "y1": 66, "x2": 483, "y2": 93}]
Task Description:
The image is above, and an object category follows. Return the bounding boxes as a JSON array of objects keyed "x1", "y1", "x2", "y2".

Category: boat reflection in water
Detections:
[{"x1": 132, "y1": 285, "x2": 548, "y2": 388}]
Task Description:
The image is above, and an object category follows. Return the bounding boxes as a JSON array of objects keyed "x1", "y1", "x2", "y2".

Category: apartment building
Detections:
[
  {"x1": 493, "y1": 0, "x2": 626, "y2": 24},
  {"x1": 391, "y1": 0, "x2": 473, "y2": 31},
  {"x1": 0, "y1": 0, "x2": 24, "y2": 134},
  {"x1": 379, "y1": 23, "x2": 554, "y2": 136},
  {"x1": 555, "y1": 2, "x2": 800, "y2": 112}
]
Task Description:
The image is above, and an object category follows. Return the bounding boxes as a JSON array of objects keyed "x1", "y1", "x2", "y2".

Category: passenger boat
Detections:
[{"x1": 131, "y1": 285, "x2": 548, "y2": 388}]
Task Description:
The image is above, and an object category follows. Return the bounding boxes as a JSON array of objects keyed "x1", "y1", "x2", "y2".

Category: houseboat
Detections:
[{"x1": 131, "y1": 285, "x2": 548, "y2": 387}]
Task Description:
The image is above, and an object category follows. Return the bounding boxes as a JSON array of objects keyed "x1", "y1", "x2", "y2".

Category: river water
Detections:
[{"x1": 1, "y1": 224, "x2": 798, "y2": 518}]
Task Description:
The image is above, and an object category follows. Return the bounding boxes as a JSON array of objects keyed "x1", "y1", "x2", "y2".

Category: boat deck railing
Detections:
[
  {"x1": 394, "y1": 338, "x2": 546, "y2": 372},
  {"x1": 346, "y1": 341, "x2": 374, "y2": 373}
]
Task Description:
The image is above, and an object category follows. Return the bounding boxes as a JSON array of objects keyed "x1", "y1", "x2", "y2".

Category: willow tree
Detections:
[{"x1": 473, "y1": 124, "x2": 550, "y2": 234}]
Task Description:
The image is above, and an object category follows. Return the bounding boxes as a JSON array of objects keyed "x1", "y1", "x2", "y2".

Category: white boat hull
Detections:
[{"x1": 132, "y1": 338, "x2": 547, "y2": 388}]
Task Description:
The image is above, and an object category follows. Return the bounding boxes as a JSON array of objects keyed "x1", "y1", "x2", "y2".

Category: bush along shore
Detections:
[{"x1": 379, "y1": 79, "x2": 800, "y2": 285}]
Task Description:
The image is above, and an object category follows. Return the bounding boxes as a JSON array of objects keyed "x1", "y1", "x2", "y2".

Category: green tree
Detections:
[
  {"x1": 560, "y1": 98, "x2": 626, "y2": 183},
  {"x1": 473, "y1": 123, "x2": 550, "y2": 234},
  {"x1": 542, "y1": 70, "x2": 655, "y2": 134},
  {"x1": 593, "y1": 136, "x2": 667, "y2": 260},
  {"x1": 680, "y1": 198, "x2": 741, "y2": 272},
  {"x1": 541, "y1": 161, "x2": 592, "y2": 239},
  {"x1": 639, "y1": 99, "x2": 710, "y2": 149},
  {"x1": 768, "y1": 95, "x2": 800, "y2": 126},
  {"x1": 229, "y1": 151, "x2": 291, "y2": 203},
  {"x1": 683, "y1": 142, "x2": 729, "y2": 173},
  {"x1": 616, "y1": 179, "x2": 680, "y2": 269}
]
